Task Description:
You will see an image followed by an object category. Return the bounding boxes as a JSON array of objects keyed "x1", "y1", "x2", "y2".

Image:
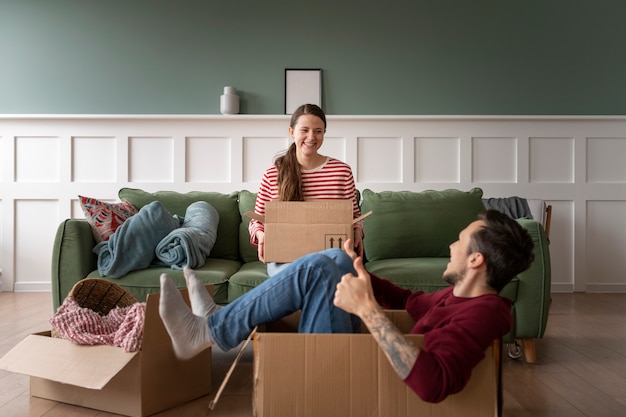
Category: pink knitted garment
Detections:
[{"x1": 50, "y1": 297, "x2": 146, "y2": 352}]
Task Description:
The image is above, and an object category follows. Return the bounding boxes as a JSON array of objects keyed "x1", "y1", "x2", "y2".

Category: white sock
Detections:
[
  {"x1": 159, "y1": 273, "x2": 213, "y2": 360},
  {"x1": 184, "y1": 266, "x2": 221, "y2": 317}
]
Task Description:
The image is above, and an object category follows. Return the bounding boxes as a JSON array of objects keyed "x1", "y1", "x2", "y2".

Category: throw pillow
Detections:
[{"x1": 79, "y1": 196, "x2": 138, "y2": 243}]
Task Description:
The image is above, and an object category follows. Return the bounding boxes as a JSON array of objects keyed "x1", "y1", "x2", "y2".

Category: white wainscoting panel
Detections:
[
  {"x1": 1, "y1": 115, "x2": 626, "y2": 294},
  {"x1": 243, "y1": 137, "x2": 289, "y2": 183},
  {"x1": 186, "y1": 137, "x2": 232, "y2": 183},
  {"x1": 586, "y1": 137, "x2": 626, "y2": 183},
  {"x1": 14, "y1": 200, "x2": 59, "y2": 290},
  {"x1": 472, "y1": 137, "x2": 517, "y2": 183},
  {"x1": 16, "y1": 137, "x2": 61, "y2": 182},
  {"x1": 529, "y1": 137, "x2": 574, "y2": 183},
  {"x1": 320, "y1": 137, "x2": 347, "y2": 164},
  {"x1": 415, "y1": 137, "x2": 460, "y2": 183},
  {"x1": 129, "y1": 137, "x2": 174, "y2": 182},
  {"x1": 73, "y1": 137, "x2": 117, "y2": 182},
  {"x1": 585, "y1": 201, "x2": 626, "y2": 292},
  {"x1": 357, "y1": 137, "x2": 403, "y2": 183}
]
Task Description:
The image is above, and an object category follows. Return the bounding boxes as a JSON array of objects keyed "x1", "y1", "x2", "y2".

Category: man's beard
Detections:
[{"x1": 443, "y1": 271, "x2": 463, "y2": 286}]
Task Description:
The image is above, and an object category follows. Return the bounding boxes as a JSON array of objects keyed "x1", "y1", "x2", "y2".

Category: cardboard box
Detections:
[
  {"x1": 247, "y1": 200, "x2": 369, "y2": 263},
  {"x1": 0, "y1": 288, "x2": 212, "y2": 417},
  {"x1": 253, "y1": 311, "x2": 499, "y2": 417}
]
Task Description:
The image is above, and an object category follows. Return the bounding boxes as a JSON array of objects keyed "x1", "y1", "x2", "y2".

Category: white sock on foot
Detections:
[
  {"x1": 184, "y1": 266, "x2": 221, "y2": 317},
  {"x1": 159, "y1": 273, "x2": 213, "y2": 360}
]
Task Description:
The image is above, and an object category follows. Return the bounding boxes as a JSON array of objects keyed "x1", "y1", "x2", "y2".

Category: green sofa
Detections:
[
  {"x1": 51, "y1": 187, "x2": 550, "y2": 362},
  {"x1": 359, "y1": 188, "x2": 551, "y2": 362},
  {"x1": 52, "y1": 188, "x2": 265, "y2": 309}
]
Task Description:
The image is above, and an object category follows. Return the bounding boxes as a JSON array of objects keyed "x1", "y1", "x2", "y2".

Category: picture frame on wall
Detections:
[{"x1": 284, "y1": 69, "x2": 322, "y2": 114}]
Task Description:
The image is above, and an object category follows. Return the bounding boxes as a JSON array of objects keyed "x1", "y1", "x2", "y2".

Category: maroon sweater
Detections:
[{"x1": 370, "y1": 273, "x2": 513, "y2": 403}]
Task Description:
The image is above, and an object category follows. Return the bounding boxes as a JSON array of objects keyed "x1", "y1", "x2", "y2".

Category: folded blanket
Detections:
[
  {"x1": 155, "y1": 201, "x2": 219, "y2": 269},
  {"x1": 482, "y1": 197, "x2": 532, "y2": 220},
  {"x1": 50, "y1": 297, "x2": 146, "y2": 352},
  {"x1": 94, "y1": 201, "x2": 179, "y2": 278}
]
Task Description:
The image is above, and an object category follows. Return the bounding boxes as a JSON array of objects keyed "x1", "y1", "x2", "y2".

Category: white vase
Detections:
[{"x1": 220, "y1": 86, "x2": 240, "y2": 115}]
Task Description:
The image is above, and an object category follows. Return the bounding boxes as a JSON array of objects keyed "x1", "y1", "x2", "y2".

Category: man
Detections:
[{"x1": 159, "y1": 209, "x2": 534, "y2": 403}]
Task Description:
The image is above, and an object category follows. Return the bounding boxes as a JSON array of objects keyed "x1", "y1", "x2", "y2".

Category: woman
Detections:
[{"x1": 249, "y1": 104, "x2": 364, "y2": 274}]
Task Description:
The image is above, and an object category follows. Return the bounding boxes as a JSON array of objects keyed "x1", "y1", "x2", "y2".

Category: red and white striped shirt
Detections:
[{"x1": 249, "y1": 157, "x2": 362, "y2": 246}]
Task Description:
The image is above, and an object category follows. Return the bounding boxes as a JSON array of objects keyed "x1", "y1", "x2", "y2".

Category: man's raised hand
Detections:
[{"x1": 333, "y1": 252, "x2": 376, "y2": 317}]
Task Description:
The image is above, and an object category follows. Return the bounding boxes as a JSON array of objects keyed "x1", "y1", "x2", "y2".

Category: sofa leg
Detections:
[{"x1": 521, "y1": 338, "x2": 536, "y2": 363}]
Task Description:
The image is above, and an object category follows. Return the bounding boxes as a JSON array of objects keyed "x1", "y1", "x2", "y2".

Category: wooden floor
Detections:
[{"x1": 1, "y1": 292, "x2": 626, "y2": 417}]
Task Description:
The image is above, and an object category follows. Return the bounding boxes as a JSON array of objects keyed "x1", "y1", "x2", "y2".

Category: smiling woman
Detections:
[{"x1": 248, "y1": 104, "x2": 365, "y2": 271}]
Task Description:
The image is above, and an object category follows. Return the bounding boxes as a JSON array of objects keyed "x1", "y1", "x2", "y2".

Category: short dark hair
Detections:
[{"x1": 469, "y1": 210, "x2": 535, "y2": 292}]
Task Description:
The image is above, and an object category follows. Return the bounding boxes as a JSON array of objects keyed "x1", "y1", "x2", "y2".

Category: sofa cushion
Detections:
[
  {"x1": 118, "y1": 188, "x2": 240, "y2": 261},
  {"x1": 238, "y1": 190, "x2": 260, "y2": 263},
  {"x1": 361, "y1": 188, "x2": 485, "y2": 261},
  {"x1": 227, "y1": 261, "x2": 269, "y2": 303}
]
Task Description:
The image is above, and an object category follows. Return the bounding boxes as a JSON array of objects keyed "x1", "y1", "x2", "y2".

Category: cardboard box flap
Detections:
[
  {"x1": 244, "y1": 207, "x2": 371, "y2": 226},
  {"x1": 266, "y1": 200, "x2": 353, "y2": 224},
  {"x1": 0, "y1": 334, "x2": 137, "y2": 389},
  {"x1": 244, "y1": 210, "x2": 264, "y2": 223}
]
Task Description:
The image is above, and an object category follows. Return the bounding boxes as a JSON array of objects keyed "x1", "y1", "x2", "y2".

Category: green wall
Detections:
[{"x1": 1, "y1": 0, "x2": 625, "y2": 115}]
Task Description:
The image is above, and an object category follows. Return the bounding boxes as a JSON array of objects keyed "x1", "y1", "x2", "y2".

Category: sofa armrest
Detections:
[
  {"x1": 509, "y1": 219, "x2": 552, "y2": 339},
  {"x1": 51, "y1": 219, "x2": 98, "y2": 311}
]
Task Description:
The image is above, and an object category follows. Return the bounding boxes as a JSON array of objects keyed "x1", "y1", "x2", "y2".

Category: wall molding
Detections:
[{"x1": 2, "y1": 115, "x2": 625, "y2": 293}]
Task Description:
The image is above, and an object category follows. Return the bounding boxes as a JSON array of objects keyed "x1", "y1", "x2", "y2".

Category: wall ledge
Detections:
[{"x1": 1, "y1": 114, "x2": 625, "y2": 121}]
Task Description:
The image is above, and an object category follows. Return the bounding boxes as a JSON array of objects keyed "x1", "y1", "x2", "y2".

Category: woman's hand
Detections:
[
  {"x1": 352, "y1": 228, "x2": 364, "y2": 257},
  {"x1": 342, "y1": 238, "x2": 358, "y2": 261},
  {"x1": 256, "y1": 231, "x2": 266, "y2": 263}
]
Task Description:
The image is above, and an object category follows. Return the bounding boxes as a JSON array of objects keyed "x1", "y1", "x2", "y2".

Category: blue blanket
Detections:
[
  {"x1": 155, "y1": 201, "x2": 219, "y2": 269},
  {"x1": 94, "y1": 201, "x2": 179, "y2": 278},
  {"x1": 482, "y1": 197, "x2": 532, "y2": 220}
]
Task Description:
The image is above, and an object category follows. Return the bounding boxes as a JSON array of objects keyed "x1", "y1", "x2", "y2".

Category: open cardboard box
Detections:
[
  {"x1": 253, "y1": 310, "x2": 500, "y2": 417},
  {"x1": 246, "y1": 200, "x2": 371, "y2": 263},
  {"x1": 0, "y1": 288, "x2": 212, "y2": 417}
]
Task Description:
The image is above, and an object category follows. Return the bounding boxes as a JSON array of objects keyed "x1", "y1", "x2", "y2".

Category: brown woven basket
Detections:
[{"x1": 67, "y1": 278, "x2": 138, "y2": 316}]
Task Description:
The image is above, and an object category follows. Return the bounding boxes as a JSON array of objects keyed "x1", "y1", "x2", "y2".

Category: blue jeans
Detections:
[
  {"x1": 207, "y1": 248, "x2": 359, "y2": 351},
  {"x1": 267, "y1": 262, "x2": 290, "y2": 276}
]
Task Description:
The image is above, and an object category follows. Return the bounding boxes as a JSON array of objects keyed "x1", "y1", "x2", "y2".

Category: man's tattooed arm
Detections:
[{"x1": 362, "y1": 306, "x2": 419, "y2": 379}]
